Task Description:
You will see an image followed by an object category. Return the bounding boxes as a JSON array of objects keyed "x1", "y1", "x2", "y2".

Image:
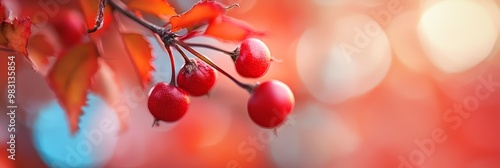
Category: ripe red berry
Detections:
[
  {"x1": 148, "y1": 82, "x2": 190, "y2": 123},
  {"x1": 51, "y1": 9, "x2": 86, "y2": 47},
  {"x1": 234, "y1": 38, "x2": 271, "y2": 78},
  {"x1": 177, "y1": 59, "x2": 217, "y2": 96},
  {"x1": 247, "y1": 80, "x2": 294, "y2": 128}
]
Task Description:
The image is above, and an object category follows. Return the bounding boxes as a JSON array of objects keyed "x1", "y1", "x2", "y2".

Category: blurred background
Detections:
[{"x1": 1, "y1": 0, "x2": 500, "y2": 167}]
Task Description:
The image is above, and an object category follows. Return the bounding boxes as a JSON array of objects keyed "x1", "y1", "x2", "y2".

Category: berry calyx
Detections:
[
  {"x1": 148, "y1": 82, "x2": 190, "y2": 124},
  {"x1": 247, "y1": 80, "x2": 294, "y2": 128},
  {"x1": 234, "y1": 38, "x2": 271, "y2": 78},
  {"x1": 177, "y1": 59, "x2": 217, "y2": 96}
]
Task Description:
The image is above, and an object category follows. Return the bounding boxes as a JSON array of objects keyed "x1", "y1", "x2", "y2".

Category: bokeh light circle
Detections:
[
  {"x1": 418, "y1": 0, "x2": 498, "y2": 73},
  {"x1": 270, "y1": 103, "x2": 359, "y2": 167},
  {"x1": 312, "y1": 0, "x2": 385, "y2": 7},
  {"x1": 296, "y1": 14, "x2": 392, "y2": 104},
  {"x1": 33, "y1": 94, "x2": 119, "y2": 168},
  {"x1": 174, "y1": 99, "x2": 232, "y2": 148},
  {"x1": 386, "y1": 10, "x2": 432, "y2": 73}
]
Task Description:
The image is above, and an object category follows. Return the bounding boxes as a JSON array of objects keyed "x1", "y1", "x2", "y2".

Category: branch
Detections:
[
  {"x1": 87, "y1": 0, "x2": 107, "y2": 33},
  {"x1": 107, "y1": 0, "x2": 164, "y2": 34},
  {"x1": 0, "y1": 47, "x2": 15, "y2": 53}
]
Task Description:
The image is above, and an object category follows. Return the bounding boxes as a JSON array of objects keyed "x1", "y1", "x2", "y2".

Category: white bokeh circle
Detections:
[
  {"x1": 269, "y1": 103, "x2": 359, "y2": 167},
  {"x1": 418, "y1": 0, "x2": 498, "y2": 73},
  {"x1": 296, "y1": 14, "x2": 392, "y2": 104},
  {"x1": 33, "y1": 94, "x2": 119, "y2": 168}
]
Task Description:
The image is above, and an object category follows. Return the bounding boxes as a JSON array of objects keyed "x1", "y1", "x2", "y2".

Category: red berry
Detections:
[
  {"x1": 177, "y1": 59, "x2": 217, "y2": 96},
  {"x1": 247, "y1": 80, "x2": 294, "y2": 128},
  {"x1": 148, "y1": 82, "x2": 190, "y2": 123},
  {"x1": 51, "y1": 10, "x2": 86, "y2": 47},
  {"x1": 51, "y1": 9, "x2": 86, "y2": 47},
  {"x1": 235, "y1": 38, "x2": 271, "y2": 78}
]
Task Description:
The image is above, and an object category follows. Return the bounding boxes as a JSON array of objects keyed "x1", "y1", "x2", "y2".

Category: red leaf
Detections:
[
  {"x1": 79, "y1": 0, "x2": 113, "y2": 37},
  {"x1": 121, "y1": 33, "x2": 154, "y2": 88},
  {"x1": 47, "y1": 43, "x2": 99, "y2": 134},
  {"x1": 128, "y1": 0, "x2": 176, "y2": 19},
  {"x1": 178, "y1": 29, "x2": 203, "y2": 41},
  {"x1": 204, "y1": 16, "x2": 264, "y2": 42},
  {"x1": 0, "y1": 18, "x2": 31, "y2": 56},
  {"x1": 27, "y1": 33, "x2": 55, "y2": 70},
  {"x1": 169, "y1": 0, "x2": 226, "y2": 32}
]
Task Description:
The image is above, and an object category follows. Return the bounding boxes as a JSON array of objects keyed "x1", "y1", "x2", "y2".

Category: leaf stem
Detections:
[
  {"x1": 107, "y1": 0, "x2": 164, "y2": 34},
  {"x1": 185, "y1": 43, "x2": 235, "y2": 55},
  {"x1": 175, "y1": 40, "x2": 254, "y2": 93}
]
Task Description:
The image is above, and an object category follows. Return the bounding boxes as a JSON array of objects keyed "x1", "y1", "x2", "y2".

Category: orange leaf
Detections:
[
  {"x1": 204, "y1": 16, "x2": 264, "y2": 42},
  {"x1": 0, "y1": 18, "x2": 31, "y2": 56},
  {"x1": 79, "y1": 0, "x2": 113, "y2": 36},
  {"x1": 121, "y1": 33, "x2": 154, "y2": 88},
  {"x1": 169, "y1": 0, "x2": 226, "y2": 32},
  {"x1": 47, "y1": 43, "x2": 99, "y2": 134},
  {"x1": 27, "y1": 34, "x2": 55, "y2": 70},
  {"x1": 128, "y1": 0, "x2": 176, "y2": 19}
]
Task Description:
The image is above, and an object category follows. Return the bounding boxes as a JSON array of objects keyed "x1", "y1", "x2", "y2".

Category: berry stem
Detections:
[
  {"x1": 175, "y1": 40, "x2": 255, "y2": 93},
  {"x1": 172, "y1": 44, "x2": 192, "y2": 63},
  {"x1": 165, "y1": 45, "x2": 176, "y2": 85},
  {"x1": 108, "y1": 0, "x2": 164, "y2": 34},
  {"x1": 185, "y1": 43, "x2": 235, "y2": 55},
  {"x1": 107, "y1": 0, "x2": 254, "y2": 93}
]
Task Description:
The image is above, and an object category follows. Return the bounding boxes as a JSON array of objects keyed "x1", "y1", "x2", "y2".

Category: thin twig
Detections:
[
  {"x1": 87, "y1": 0, "x2": 107, "y2": 33},
  {"x1": 107, "y1": 0, "x2": 164, "y2": 34},
  {"x1": 184, "y1": 43, "x2": 234, "y2": 55}
]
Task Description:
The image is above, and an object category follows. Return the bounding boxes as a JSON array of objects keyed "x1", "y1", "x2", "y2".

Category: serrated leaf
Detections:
[
  {"x1": 79, "y1": 0, "x2": 113, "y2": 36},
  {"x1": 204, "y1": 16, "x2": 264, "y2": 42},
  {"x1": 169, "y1": 0, "x2": 226, "y2": 32},
  {"x1": 0, "y1": 18, "x2": 31, "y2": 56},
  {"x1": 47, "y1": 43, "x2": 99, "y2": 134},
  {"x1": 121, "y1": 33, "x2": 154, "y2": 88},
  {"x1": 128, "y1": 0, "x2": 176, "y2": 19},
  {"x1": 27, "y1": 33, "x2": 55, "y2": 70}
]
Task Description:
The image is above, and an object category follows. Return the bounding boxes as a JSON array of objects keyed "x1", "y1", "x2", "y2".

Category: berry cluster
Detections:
[
  {"x1": 80, "y1": 0, "x2": 298, "y2": 129},
  {"x1": 148, "y1": 38, "x2": 295, "y2": 129}
]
